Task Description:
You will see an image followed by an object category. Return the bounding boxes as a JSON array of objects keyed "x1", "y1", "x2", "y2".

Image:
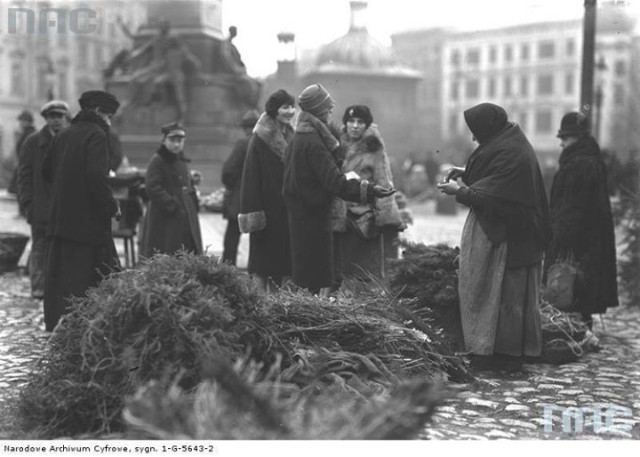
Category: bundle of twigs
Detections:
[{"x1": 18, "y1": 252, "x2": 463, "y2": 439}]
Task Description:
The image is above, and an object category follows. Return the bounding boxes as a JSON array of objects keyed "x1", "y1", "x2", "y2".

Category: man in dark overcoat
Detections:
[
  {"x1": 42, "y1": 90, "x2": 122, "y2": 332},
  {"x1": 221, "y1": 109, "x2": 259, "y2": 265},
  {"x1": 17, "y1": 100, "x2": 70, "y2": 299},
  {"x1": 140, "y1": 123, "x2": 203, "y2": 258},
  {"x1": 282, "y1": 84, "x2": 394, "y2": 295},
  {"x1": 546, "y1": 112, "x2": 619, "y2": 328}
]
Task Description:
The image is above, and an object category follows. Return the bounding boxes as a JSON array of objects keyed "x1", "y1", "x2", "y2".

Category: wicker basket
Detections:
[{"x1": 0, "y1": 232, "x2": 29, "y2": 273}]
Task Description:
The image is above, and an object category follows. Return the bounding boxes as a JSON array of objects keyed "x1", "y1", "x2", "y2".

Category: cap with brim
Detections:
[
  {"x1": 41, "y1": 100, "x2": 70, "y2": 117},
  {"x1": 161, "y1": 122, "x2": 186, "y2": 138}
]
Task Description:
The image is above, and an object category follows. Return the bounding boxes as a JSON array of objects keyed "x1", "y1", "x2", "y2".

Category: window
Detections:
[
  {"x1": 538, "y1": 41, "x2": 555, "y2": 59},
  {"x1": 451, "y1": 49, "x2": 461, "y2": 67},
  {"x1": 11, "y1": 61, "x2": 25, "y2": 96},
  {"x1": 537, "y1": 74, "x2": 554, "y2": 95},
  {"x1": 466, "y1": 79, "x2": 480, "y2": 99},
  {"x1": 535, "y1": 110, "x2": 553, "y2": 133},
  {"x1": 521, "y1": 44, "x2": 530, "y2": 61},
  {"x1": 450, "y1": 81, "x2": 459, "y2": 100},
  {"x1": 449, "y1": 113, "x2": 458, "y2": 134},
  {"x1": 615, "y1": 60, "x2": 626, "y2": 77},
  {"x1": 566, "y1": 39, "x2": 575, "y2": 56},
  {"x1": 59, "y1": 70, "x2": 68, "y2": 100},
  {"x1": 614, "y1": 84, "x2": 625, "y2": 104},
  {"x1": 487, "y1": 77, "x2": 496, "y2": 98},
  {"x1": 565, "y1": 72, "x2": 575, "y2": 95},
  {"x1": 466, "y1": 48, "x2": 480, "y2": 66},
  {"x1": 504, "y1": 76, "x2": 513, "y2": 97},
  {"x1": 520, "y1": 111, "x2": 529, "y2": 130},
  {"x1": 78, "y1": 41, "x2": 89, "y2": 66},
  {"x1": 520, "y1": 76, "x2": 529, "y2": 96},
  {"x1": 95, "y1": 45, "x2": 103, "y2": 70},
  {"x1": 504, "y1": 45, "x2": 513, "y2": 63},
  {"x1": 37, "y1": 67, "x2": 49, "y2": 99},
  {"x1": 489, "y1": 46, "x2": 497, "y2": 63}
]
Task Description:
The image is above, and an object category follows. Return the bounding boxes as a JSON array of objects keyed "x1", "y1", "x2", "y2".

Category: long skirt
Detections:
[
  {"x1": 458, "y1": 211, "x2": 542, "y2": 357},
  {"x1": 43, "y1": 237, "x2": 120, "y2": 332}
]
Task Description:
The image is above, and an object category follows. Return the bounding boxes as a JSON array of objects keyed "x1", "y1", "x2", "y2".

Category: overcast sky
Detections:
[{"x1": 222, "y1": 0, "x2": 640, "y2": 77}]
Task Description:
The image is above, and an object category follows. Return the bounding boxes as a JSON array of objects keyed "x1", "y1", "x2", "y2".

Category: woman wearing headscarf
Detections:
[
  {"x1": 546, "y1": 112, "x2": 618, "y2": 328},
  {"x1": 238, "y1": 89, "x2": 296, "y2": 291},
  {"x1": 333, "y1": 105, "x2": 405, "y2": 280},
  {"x1": 283, "y1": 84, "x2": 395, "y2": 296},
  {"x1": 438, "y1": 102, "x2": 551, "y2": 370}
]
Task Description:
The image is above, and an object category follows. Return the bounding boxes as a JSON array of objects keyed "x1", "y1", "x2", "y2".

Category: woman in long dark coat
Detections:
[
  {"x1": 140, "y1": 123, "x2": 202, "y2": 258},
  {"x1": 283, "y1": 84, "x2": 394, "y2": 295},
  {"x1": 238, "y1": 90, "x2": 295, "y2": 290},
  {"x1": 546, "y1": 112, "x2": 619, "y2": 328}
]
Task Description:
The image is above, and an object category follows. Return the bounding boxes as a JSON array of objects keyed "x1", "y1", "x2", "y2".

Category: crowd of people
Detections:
[{"x1": 7, "y1": 86, "x2": 620, "y2": 374}]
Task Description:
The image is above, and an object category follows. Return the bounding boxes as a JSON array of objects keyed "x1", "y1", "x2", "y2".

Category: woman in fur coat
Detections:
[
  {"x1": 333, "y1": 105, "x2": 405, "y2": 280},
  {"x1": 238, "y1": 90, "x2": 295, "y2": 290},
  {"x1": 546, "y1": 112, "x2": 619, "y2": 328}
]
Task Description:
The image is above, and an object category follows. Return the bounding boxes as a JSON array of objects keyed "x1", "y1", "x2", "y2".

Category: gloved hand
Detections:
[{"x1": 372, "y1": 185, "x2": 396, "y2": 199}]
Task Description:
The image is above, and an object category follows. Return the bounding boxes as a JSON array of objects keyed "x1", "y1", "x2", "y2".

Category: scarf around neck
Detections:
[{"x1": 295, "y1": 111, "x2": 340, "y2": 152}]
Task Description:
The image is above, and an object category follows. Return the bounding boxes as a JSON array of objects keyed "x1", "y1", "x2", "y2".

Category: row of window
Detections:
[
  {"x1": 450, "y1": 38, "x2": 576, "y2": 67},
  {"x1": 450, "y1": 73, "x2": 577, "y2": 100},
  {"x1": 6, "y1": 60, "x2": 69, "y2": 100}
]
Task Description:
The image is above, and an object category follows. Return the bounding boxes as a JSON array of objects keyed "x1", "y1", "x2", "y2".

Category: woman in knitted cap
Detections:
[
  {"x1": 238, "y1": 89, "x2": 296, "y2": 291},
  {"x1": 438, "y1": 102, "x2": 551, "y2": 371},
  {"x1": 283, "y1": 84, "x2": 395, "y2": 296},
  {"x1": 332, "y1": 105, "x2": 405, "y2": 281}
]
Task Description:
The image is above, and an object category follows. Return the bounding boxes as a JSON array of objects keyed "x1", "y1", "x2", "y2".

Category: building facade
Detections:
[
  {"x1": 0, "y1": 0, "x2": 146, "y2": 165},
  {"x1": 392, "y1": 1, "x2": 640, "y2": 164}
]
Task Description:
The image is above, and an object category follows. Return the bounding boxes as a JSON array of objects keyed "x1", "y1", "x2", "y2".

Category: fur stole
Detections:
[
  {"x1": 295, "y1": 111, "x2": 340, "y2": 152},
  {"x1": 253, "y1": 113, "x2": 294, "y2": 160},
  {"x1": 340, "y1": 124, "x2": 392, "y2": 187}
]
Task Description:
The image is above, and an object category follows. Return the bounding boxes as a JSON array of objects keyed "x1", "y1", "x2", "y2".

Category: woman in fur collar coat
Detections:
[
  {"x1": 238, "y1": 90, "x2": 295, "y2": 290},
  {"x1": 334, "y1": 105, "x2": 405, "y2": 280}
]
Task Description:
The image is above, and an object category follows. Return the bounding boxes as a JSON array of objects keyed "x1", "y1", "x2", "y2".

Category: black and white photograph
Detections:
[{"x1": 0, "y1": 0, "x2": 639, "y2": 451}]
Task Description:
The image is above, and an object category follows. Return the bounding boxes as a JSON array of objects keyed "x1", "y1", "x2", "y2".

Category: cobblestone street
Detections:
[{"x1": 1, "y1": 190, "x2": 639, "y2": 440}]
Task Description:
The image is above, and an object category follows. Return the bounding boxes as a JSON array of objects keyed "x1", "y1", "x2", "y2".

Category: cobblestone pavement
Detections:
[{"x1": 1, "y1": 191, "x2": 639, "y2": 440}]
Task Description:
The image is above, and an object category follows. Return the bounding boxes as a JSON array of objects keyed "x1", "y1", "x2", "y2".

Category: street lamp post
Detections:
[
  {"x1": 581, "y1": 0, "x2": 597, "y2": 119},
  {"x1": 594, "y1": 56, "x2": 607, "y2": 142}
]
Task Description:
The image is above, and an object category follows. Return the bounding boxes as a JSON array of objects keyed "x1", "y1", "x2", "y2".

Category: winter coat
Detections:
[
  {"x1": 43, "y1": 110, "x2": 119, "y2": 246},
  {"x1": 238, "y1": 113, "x2": 293, "y2": 279},
  {"x1": 546, "y1": 135, "x2": 618, "y2": 314},
  {"x1": 333, "y1": 124, "x2": 404, "y2": 232},
  {"x1": 140, "y1": 145, "x2": 203, "y2": 257},
  {"x1": 17, "y1": 126, "x2": 55, "y2": 229},
  {"x1": 221, "y1": 135, "x2": 250, "y2": 220},
  {"x1": 283, "y1": 111, "x2": 375, "y2": 290}
]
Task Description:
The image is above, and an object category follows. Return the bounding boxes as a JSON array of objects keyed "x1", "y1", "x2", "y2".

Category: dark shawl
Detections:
[{"x1": 461, "y1": 103, "x2": 551, "y2": 267}]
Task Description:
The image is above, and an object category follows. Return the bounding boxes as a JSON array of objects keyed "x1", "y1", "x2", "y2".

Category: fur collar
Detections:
[
  {"x1": 71, "y1": 109, "x2": 110, "y2": 133},
  {"x1": 253, "y1": 112, "x2": 293, "y2": 160},
  {"x1": 295, "y1": 111, "x2": 340, "y2": 152},
  {"x1": 559, "y1": 135, "x2": 600, "y2": 166},
  {"x1": 156, "y1": 145, "x2": 190, "y2": 164},
  {"x1": 340, "y1": 123, "x2": 385, "y2": 163}
]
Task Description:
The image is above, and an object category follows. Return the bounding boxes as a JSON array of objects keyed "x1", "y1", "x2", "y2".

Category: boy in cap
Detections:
[
  {"x1": 17, "y1": 100, "x2": 70, "y2": 299},
  {"x1": 140, "y1": 122, "x2": 203, "y2": 258},
  {"x1": 221, "y1": 109, "x2": 260, "y2": 265},
  {"x1": 42, "y1": 90, "x2": 121, "y2": 332}
]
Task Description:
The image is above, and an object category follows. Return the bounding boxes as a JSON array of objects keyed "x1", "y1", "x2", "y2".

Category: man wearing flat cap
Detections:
[
  {"x1": 8, "y1": 110, "x2": 37, "y2": 201},
  {"x1": 42, "y1": 90, "x2": 122, "y2": 332},
  {"x1": 17, "y1": 100, "x2": 70, "y2": 300},
  {"x1": 140, "y1": 122, "x2": 203, "y2": 258}
]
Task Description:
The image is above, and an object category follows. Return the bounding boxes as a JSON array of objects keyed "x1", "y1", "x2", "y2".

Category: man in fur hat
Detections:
[
  {"x1": 42, "y1": 90, "x2": 122, "y2": 332},
  {"x1": 17, "y1": 100, "x2": 70, "y2": 300}
]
